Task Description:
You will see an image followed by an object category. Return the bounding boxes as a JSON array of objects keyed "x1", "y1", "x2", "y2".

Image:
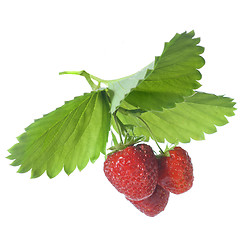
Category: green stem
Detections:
[
  {"x1": 59, "y1": 70, "x2": 98, "y2": 90},
  {"x1": 113, "y1": 112, "x2": 123, "y2": 144},
  {"x1": 137, "y1": 116, "x2": 164, "y2": 154},
  {"x1": 118, "y1": 107, "x2": 146, "y2": 117},
  {"x1": 59, "y1": 69, "x2": 146, "y2": 87},
  {"x1": 89, "y1": 74, "x2": 110, "y2": 85},
  {"x1": 59, "y1": 71, "x2": 82, "y2": 75}
]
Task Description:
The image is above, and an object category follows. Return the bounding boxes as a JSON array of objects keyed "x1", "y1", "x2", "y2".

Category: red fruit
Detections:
[
  {"x1": 104, "y1": 144, "x2": 158, "y2": 201},
  {"x1": 127, "y1": 185, "x2": 170, "y2": 217},
  {"x1": 158, "y1": 147, "x2": 194, "y2": 194}
]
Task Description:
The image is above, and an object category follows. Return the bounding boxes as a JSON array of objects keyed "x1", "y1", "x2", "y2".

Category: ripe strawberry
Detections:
[
  {"x1": 127, "y1": 185, "x2": 170, "y2": 217},
  {"x1": 104, "y1": 144, "x2": 158, "y2": 201},
  {"x1": 158, "y1": 147, "x2": 193, "y2": 194}
]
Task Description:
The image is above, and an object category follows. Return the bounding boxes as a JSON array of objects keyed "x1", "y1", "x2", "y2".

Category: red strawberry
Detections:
[
  {"x1": 127, "y1": 185, "x2": 170, "y2": 217},
  {"x1": 104, "y1": 144, "x2": 158, "y2": 201},
  {"x1": 158, "y1": 147, "x2": 193, "y2": 194}
]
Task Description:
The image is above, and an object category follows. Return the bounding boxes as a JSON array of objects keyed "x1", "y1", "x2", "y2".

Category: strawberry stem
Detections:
[
  {"x1": 137, "y1": 116, "x2": 164, "y2": 155},
  {"x1": 113, "y1": 112, "x2": 124, "y2": 144},
  {"x1": 59, "y1": 70, "x2": 99, "y2": 90}
]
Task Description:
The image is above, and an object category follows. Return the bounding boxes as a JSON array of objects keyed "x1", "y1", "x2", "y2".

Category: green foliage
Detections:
[
  {"x1": 108, "y1": 62, "x2": 154, "y2": 113},
  {"x1": 117, "y1": 92, "x2": 236, "y2": 144},
  {"x1": 109, "y1": 31, "x2": 204, "y2": 113},
  {"x1": 8, "y1": 90, "x2": 111, "y2": 178},
  {"x1": 7, "y1": 31, "x2": 236, "y2": 178}
]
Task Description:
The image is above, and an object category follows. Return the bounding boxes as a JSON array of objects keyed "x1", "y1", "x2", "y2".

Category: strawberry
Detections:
[
  {"x1": 158, "y1": 147, "x2": 193, "y2": 194},
  {"x1": 104, "y1": 144, "x2": 158, "y2": 201},
  {"x1": 127, "y1": 185, "x2": 170, "y2": 217}
]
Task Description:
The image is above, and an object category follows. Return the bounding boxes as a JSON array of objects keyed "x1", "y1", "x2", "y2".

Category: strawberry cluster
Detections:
[{"x1": 104, "y1": 144, "x2": 193, "y2": 217}]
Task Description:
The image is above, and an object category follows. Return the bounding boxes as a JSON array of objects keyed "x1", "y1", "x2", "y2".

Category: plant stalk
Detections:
[
  {"x1": 59, "y1": 70, "x2": 98, "y2": 90},
  {"x1": 113, "y1": 112, "x2": 124, "y2": 144},
  {"x1": 137, "y1": 116, "x2": 164, "y2": 154}
]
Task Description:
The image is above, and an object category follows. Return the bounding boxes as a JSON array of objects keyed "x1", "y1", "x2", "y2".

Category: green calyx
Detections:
[
  {"x1": 111, "y1": 107, "x2": 165, "y2": 155},
  {"x1": 110, "y1": 109, "x2": 147, "y2": 153},
  {"x1": 108, "y1": 135, "x2": 146, "y2": 154}
]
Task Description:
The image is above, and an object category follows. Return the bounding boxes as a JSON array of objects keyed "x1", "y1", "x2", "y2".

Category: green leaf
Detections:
[
  {"x1": 117, "y1": 92, "x2": 236, "y2": 144},
  {"x1": 7, "y1": 90, "x2": 111, "y2": 178},
  {"x1": 108, "y1": 31, "x2": 204, "y2": 113},
  {"x1": 108, "y1": 62, "x2": 154, "y2": 113}
]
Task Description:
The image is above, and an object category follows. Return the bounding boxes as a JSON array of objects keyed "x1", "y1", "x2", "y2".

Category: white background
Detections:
[{"x1": 0, "y1": 0, "x2": 239, "y2": 239}]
